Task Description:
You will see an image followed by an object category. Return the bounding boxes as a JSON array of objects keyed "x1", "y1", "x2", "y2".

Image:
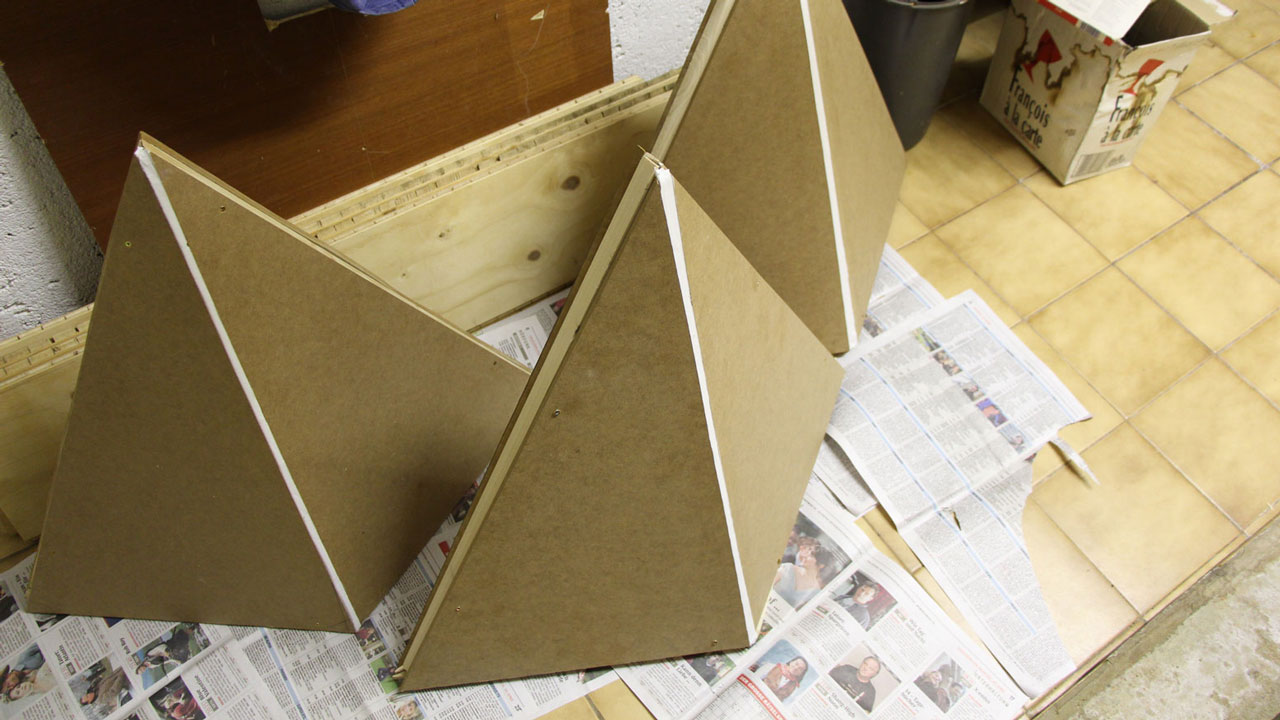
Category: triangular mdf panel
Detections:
[
  {"x1": 655, "y1": 0, "x2": 905, "y2": 354},
  {"x1": 29, "y1": 139, "x2": 531, "y2": 631},
  {"x1": 805, "y1": 0, "x2": 906, "y2": 335},
  {"x1": 671, "y1": 178, "x2": 850, "y2": 621},
  {"x1": 143, "y1": 142, "x2": 531, "y2": 617},
  {"x1": 398, "y1": 159, "x2": 843, "y2": 690},
  {"x1": 27, "y1": 157, "x2": 349, "y2": 631}
]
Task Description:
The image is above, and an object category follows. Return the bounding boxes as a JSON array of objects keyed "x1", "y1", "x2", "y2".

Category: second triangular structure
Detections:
[
  {"x1": 654, "y1": 0, "x2": 905, "y2": 354},
  {"x1": 27, "y1": 138, "x2": 530, "y2": 632},
  {"x1": 397, "y1": 157, "x2": 844, "y2": 689}
]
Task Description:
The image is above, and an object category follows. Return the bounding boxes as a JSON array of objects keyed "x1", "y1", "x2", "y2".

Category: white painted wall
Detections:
[
  {"x1": 0, "y1": 71, "x2": 102, "y2": 339},
  {"x1": 609, "y1": 0, "x2": 709, "y2": 81},
  {"x1": 0, "y1": 0, "x2": 702, "y2": 339}
]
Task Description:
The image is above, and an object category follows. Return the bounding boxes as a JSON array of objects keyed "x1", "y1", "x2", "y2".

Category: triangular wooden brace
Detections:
[
  {"x1": 27, "y1": 138, "x2": 530, "y2": 632},
  {"x1": 654, "y1": 0, "x2": 905, "y2": 354},
  {"x1": 397, "y1": 158, "x2": 843, "y2": 689}
]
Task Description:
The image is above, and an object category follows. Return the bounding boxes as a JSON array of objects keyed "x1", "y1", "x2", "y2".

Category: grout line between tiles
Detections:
[
  {"x1": 1192, "y1": 204, "x2": 1280, "y2": 284},
  {"x1": 1126, "y1": 411, "x2": 1249, "y2": 534},
  {"x1": 1026, "y1": 491, "x2": 1144, "y2": 619}
]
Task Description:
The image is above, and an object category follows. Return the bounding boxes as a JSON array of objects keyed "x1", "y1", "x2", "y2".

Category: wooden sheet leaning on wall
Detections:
[
  {"x1": 0, "y1": 0, "x2": 613, "y2": 245},
  {"x1": 0, "y1": 74, "x2": 675, "y2": 557}
]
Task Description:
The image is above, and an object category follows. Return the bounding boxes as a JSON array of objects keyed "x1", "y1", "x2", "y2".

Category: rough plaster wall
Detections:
[
  {"x1": 0, "y1": 2, "x2": 696, "y2": 340},
  {"x1": 0, "y1": 69, "x2": 102, "y2": 340},
  {"x1": 609, "y1": 0, "x2": 709, "y2": 81}
]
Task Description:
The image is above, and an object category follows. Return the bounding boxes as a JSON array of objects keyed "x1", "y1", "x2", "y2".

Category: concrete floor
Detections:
[{"x1": 1040, "y1": 517, "x2": 1280, "y2": 720}]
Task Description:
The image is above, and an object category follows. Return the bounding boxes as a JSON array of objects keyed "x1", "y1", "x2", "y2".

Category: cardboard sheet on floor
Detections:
[
  {"x1": 653, "y1": 0, "x2": 905, "y2": 354},
  {"x1": 26, "y1": 138, "x2": 529, "y2": 632},
  {"x1": 396, "y1": 156, "x2": 844, "y2": 690}
]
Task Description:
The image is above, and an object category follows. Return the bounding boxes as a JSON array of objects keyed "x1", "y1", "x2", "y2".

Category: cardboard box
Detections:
[{"x1": 980, "y1": 0, "x2": 1210, "y2": 184}]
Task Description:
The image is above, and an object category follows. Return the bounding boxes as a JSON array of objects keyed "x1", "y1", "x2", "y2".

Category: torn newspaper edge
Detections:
[
  {"x1": 825, "y1": 290, "x2": 1090, "y2": 696},
  {"x1": 617, "y1": 479, "x2": 1028, "y2": 720}
]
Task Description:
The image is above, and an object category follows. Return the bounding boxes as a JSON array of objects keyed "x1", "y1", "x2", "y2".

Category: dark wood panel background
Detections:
[{"x1": 1, "y1": 0, "x2": 612, "y2": 246}]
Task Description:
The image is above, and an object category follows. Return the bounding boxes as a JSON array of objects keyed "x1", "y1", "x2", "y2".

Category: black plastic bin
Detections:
[{"x1": 842, "y1": 0, "x2": 973, "y2": 149}]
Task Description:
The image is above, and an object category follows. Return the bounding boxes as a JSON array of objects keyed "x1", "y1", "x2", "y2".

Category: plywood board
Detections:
[
  {"x1": 28, "y1": 139, "x2": 530, "y2": 630},
  {"x1": 331, "y1": 95, "x2": 668, "y2": 329},
  {"x1": 399, "y1": 159, "x2": 842, "y2": 689},
  {"x1": 0, "y1": 0, "x2": 612, "y2": 245}
]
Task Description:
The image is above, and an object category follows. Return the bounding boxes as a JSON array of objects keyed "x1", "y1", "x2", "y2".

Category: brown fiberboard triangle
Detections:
[
  {"x1": 27, "y1": 156, "x2": 351, "y2": 631},
  {"x1": 398, "y1": 159, "x2": 842, "y2": 689},
  {"x1": 143, "y1": 141, "x2": 531, "y2": 618},
  {"x1": 670, "y1": 178, "x2": 848, "y2": 621},
  {"x1": 29, "y1": 139, "x2": 531, "y2": 631},
  {"x1": 655, "y1": 0, "x2": 904, "y2": 355}
]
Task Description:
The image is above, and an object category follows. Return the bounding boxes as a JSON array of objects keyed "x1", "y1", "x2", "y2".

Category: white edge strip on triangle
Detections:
[
  {"x1": 654, "y1": 165, "x2": 758, "y2": 645},
  {"x1": 800, "y1": 0, "x2": 859, "y2": 351},
  {"x1": 135, "y1": 146, "x2": 361, "y2": 632}
]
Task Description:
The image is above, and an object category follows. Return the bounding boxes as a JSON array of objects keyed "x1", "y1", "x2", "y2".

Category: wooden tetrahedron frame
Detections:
[
  {"x1": 26, "y1": 138, "x2": 530, "y2": 632},
  {"x1": 397, "y1": 156, "x2": 844, "y2": 690},
  {"x1": 654, "y1": 0, "x2": 905, "y2": 354}
]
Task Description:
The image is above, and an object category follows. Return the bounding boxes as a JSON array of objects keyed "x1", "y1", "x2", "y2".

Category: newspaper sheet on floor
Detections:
[
  {"x1": 0, "y1": 492, "x2": 615, "y2": 720},
  {"x1": 0, "y1": 558, "x2": 287, "y2": 720},
  {"x1": 231, "y1": 497, "x2": 617, "y2": 720},
  {"x1": 825, "y1": 289, "x2": 1090, "y2": 696},
  {"x1": 472, "y1": 289, "x2": 570, "y2": 369},
  {"x1": 617, "y1": 479, "x2": 1027, "y2": 720},
  {"x1": 815, "y1": 247, "x2": 948, "y2": 517}
]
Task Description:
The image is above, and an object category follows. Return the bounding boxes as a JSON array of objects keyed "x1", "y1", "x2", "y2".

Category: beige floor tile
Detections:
[
  {"x1": 1134, "y1": 103, "x2": 1259, "y2": 209},
  {"x1": 888, "y1": 202, "x2": 929, "y2": 250},
  {"x1": 1199, "y1": 168, "x2": 1280, "y2": 277},
  {"x1": 1133, "y1": 359, "x2": 1280, "y2": 529},
  {"x1": 1031, "y1": 424, "x2": 1240, "y2": 613},
  {"x1": 1222, "y1": 311, "x2": 1280, "y2": 404},
  {"x1": 1245, "y1": 41, "x2": 1280, "y2": 85},
  {"x1": 1180, "y1": 64, "x2": 1280, "y2": 162},
  {"x1": 1012, "y1": 324, "x2": 1124, "y2": 457},
  {"x1": 1024, "y1": 168, "x2": 1186, "y2": 260},
  {"x1": 1175, "y1": 42, "x2": 1239, "y2": 94},
  {"x1": 860, "y1": 506, "x2": 923, "y2": 573},
  {"x1": 1211, "y1": 0, "x2": 1280, "y2": 58},
  {"x1": 898, "y1": 234, "x2": 1021, "y2": 327},
  {"x1": 1022, "y1": 501, "x2": 1139, "y2": 665},
  {"x1": 937, "y1": 99, "x2": 1043, "y2": 180},
  {"x1": 589, "y1": 680, "x2": 656, "y2": 720},
  {"x1": 1140, "y1": 534, "x2": 1247, "y2": 620},
  {"x1": 540, "y1": 698, "x2": 602, "y2": 720},
  {"x1": 1028, "y1": 268, "x2": 1209, "y2": 416},
  {"x1": 1118, "y1": 217, "x2": 1280, "y2": 349},
  {"x1": 934, "y1": 187, "x2": 1106, "y2": 316},
  {"x1": 900, "y1": 118, "x2": 1016, "y2": 228}
]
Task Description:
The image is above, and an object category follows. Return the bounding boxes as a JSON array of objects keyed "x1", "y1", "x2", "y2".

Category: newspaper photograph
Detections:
[
  {"x1": 618, "y1": 481, "x2": 1027, "y2": 720},
  {"x1": 0, "y1": 557, "x2": 286, "y2": 720},
  {"x1": 825, "y1": 290, "x2": 1089, "y2": 696}
]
